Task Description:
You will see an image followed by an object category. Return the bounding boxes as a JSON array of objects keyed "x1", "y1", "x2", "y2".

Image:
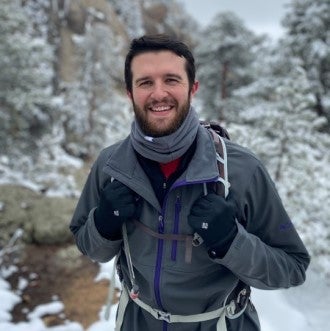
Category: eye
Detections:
[
  {"x1": 138, "y1": 80, "x2": 152, "y2": 87},
  {"x1": 165, "y1": 74, "x2": 182, "y2": 85},
  {"x1": 166, "y1": 78, "x2": 179, "y2": 85}
]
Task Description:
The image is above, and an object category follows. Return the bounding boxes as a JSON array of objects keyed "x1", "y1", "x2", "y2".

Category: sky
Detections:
[{"x1": 179, "y1": 0, "x2": 291, "y2": 39}]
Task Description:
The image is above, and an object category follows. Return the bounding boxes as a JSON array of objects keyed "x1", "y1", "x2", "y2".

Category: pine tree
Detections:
[
  {"x1": 229, "y1": 47, "x2": 330, "y2": 276},
  {"x1": 195, "y1": 12, "x2": 262, "y2": 121},
  {"x1": 0, "y1": 0, "x2": 81, "y2": 195},
  {"x1": 282, "y1": 0, "x2": 330, "y2": 124},
  {"x1": 58, "y1": 14, "x2": 131, "y2": 160},
  {"x1": 0, "y1": 0, "x2": 55, "y2": 155}
]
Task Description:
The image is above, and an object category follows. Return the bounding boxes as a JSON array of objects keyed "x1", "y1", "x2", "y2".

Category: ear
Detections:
[
  {"x1": 190, "y1": 81, "x2": 199, "y2": 97},
  {"x1": 127, "y1": 90, "x2": 133, "y2": 100}
]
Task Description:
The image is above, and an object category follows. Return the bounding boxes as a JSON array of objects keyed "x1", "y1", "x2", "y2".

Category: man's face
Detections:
[{"x1": 127, "y1": 50, "x2": 198, "y2": 137}]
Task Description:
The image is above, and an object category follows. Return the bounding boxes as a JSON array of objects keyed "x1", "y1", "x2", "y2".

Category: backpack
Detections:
[
  {"x1": 200, "y1": 120, "x2": 230, "y2": 196},
  {"x1": 104, "y1": 121, "x2": 250, "y2": 320}
]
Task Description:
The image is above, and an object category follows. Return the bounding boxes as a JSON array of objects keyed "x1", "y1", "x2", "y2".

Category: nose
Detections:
[{"x1": 150, "y1": 82, "x2": 168, "y2": 100}]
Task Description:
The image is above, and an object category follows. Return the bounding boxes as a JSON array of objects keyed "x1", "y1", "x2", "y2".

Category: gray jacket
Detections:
[{"x1": 70, "y1": 125, "x2": 310, "y2": 331}]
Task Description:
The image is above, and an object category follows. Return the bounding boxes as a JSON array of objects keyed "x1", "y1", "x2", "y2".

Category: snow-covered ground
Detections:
[
  {"x1": 252, "y1": 266, "x2": 330, "y2": 331},
  {"x1": 0, "y1": 259, "x2": 329, "y2": 331}
]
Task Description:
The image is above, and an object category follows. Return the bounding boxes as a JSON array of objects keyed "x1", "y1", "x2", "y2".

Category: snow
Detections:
[
  {"x1": 27, "y1": 302, "x2": 64, "y2": 321},
  {"x1": 0, "y1": 278, "x2": 21, "y2": 322},
  {"x1": 1, "y1": 259, "x2": 329, "y2": 331},
  {"x1": 253, "y1": 291, "x2": 307, "y2": 330},
  {"x1": 253, "y1": 266, "x2": 330, "y2": 331}
]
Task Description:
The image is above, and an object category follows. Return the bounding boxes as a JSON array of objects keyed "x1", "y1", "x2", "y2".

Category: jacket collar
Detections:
[
  {"x1": 184, "y1": 125, "x2": 219, "y2": 183},
  {"x1": 103, "y1": 125, "x2": 219, "y2": 207}
]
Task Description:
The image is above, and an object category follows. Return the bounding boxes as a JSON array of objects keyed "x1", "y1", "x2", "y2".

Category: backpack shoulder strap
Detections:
[
  {"x1": 200, "y1": 120, "x2": 230, "y2": 140},
  {"x1": 200, "y1": 121, "x2": 230, "y2": 197},
  {"x1": 201, "y1": 121, "x2": 251, "y2": 313}
]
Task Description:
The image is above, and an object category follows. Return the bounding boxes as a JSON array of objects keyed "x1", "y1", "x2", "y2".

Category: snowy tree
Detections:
[
  {"x1": 162, "y1": 0, "x2": 200, "y2": 45},
  {"x1": 195, "y1": 12, "x2": 263, "y2": 120},
  {"x1": 281, "y1": 0, "x2": 330, "y2": 124},
  {"x1": 228, "y1": 48, "x2": 330, "y2": 277},
  {"x1": 0, "y1": 0, "x2": 55, "y2": 155},
  {"x1": 0, "y1": 0, "x2": 82, "y2": 196},
  {"x1": 59, "y1": 20, "x2": 131, "y2": 160}
]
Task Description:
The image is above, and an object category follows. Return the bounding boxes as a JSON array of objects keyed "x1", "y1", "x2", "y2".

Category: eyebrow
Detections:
[
  {"x1": 165, "y1": 73, "x2": 183, "y2": 80},
  {"x1": 134, "y1": 76, "x2": 151, "y2": 85}
]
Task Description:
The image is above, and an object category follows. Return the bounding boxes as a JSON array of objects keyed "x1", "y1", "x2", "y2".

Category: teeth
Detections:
[{"x1": 151, "y1": 106, "x2": 171, "y2": 112}]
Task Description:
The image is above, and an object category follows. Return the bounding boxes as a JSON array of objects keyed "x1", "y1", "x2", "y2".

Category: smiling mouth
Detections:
[{"x1": 149, "y1": 105, "x2": 173, "y2": 112}]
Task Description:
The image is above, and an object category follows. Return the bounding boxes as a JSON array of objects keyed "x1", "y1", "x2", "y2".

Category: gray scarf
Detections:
[{"x1": 130, "y1": 107, "x2": 199, "y2": 163}]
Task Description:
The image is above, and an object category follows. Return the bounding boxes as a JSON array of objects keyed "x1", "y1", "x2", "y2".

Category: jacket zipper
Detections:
[
  {"x1": 154, "y1": 212, "x2": 165, "y2": 310},
  {"x1": 171, "y1": 195, "x2": 181, "y2": 261}
]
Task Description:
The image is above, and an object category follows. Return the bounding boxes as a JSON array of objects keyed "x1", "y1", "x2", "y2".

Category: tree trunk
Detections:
[
  {"x1": 219, "y1": 61, "x2": 229, "y2": 121},
  {"x1": 221, "y1": 61, "x2": 229, "y2": 100}
]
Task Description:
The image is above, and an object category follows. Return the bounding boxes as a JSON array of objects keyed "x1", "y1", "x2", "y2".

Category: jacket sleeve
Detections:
[
  {"x1": 217, "y1": 161, "x2": 310, "y2": 290},
  {"x1": 69, "y1": 150, "x2": 122, "y2": 263}
]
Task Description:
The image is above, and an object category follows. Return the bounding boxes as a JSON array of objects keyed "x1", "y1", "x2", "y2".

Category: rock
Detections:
[
  {"x1": 52, "y1": 245, "x2": 84, "y2": 270},
  {"x1": 0, "y1": 185, "x2": 77, "y2": 246},
  {"x1": 29, "y1": 196, "x2": 76, "y2": 244}
]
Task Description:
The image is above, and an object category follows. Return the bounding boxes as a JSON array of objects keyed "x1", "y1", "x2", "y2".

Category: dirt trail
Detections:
[{"x1": 8, "y1": 244, "x2": 115, "y2": 329}]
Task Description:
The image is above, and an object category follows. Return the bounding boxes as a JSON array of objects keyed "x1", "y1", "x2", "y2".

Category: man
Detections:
[{"x1": 70, "y1": 34, "x2": 310, "y2": 331}]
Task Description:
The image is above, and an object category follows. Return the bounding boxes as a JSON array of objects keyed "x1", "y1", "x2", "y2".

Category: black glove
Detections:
[
  {"x1": 94, "y1": 180, "x2": 141, "y2": 240},
  {"x1": 188, "y1": 192, "x2": 238, "y2": 258}
]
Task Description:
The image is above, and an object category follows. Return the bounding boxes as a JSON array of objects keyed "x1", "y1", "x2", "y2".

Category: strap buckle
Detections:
[
  {"x1": 155, "y1": 309, "x2": 171, "y2": 323},
  {"x1": 192, "y1": 232, "x2": 204, "y2": 246},
  {"x1": 226, "y1": 288, "x2": 249, "y2": 319}
]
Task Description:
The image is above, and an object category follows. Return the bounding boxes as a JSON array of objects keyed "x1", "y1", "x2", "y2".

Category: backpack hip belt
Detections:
[{"x1": 114, "y1": 283, "x2": 249, "y2": 331}]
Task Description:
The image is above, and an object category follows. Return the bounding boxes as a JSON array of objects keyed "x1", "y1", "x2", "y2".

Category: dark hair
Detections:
[{"x1": 124, "y1": 34, "x2": 196, "y2": 93}]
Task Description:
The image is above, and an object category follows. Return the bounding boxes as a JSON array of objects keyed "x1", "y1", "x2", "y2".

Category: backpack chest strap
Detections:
[{"x1": 133, "y1": 220, "x2": 193, "y2": 263}]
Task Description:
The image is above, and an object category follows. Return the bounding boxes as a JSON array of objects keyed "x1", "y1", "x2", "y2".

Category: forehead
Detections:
[{"x1": 131, "y1": 50, "x2": 187, "y2": 77}]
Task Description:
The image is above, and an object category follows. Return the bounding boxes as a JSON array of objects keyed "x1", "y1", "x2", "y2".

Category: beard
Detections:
[{"x1": 132, "y1": 97, "x2": 191, "y2": 137}]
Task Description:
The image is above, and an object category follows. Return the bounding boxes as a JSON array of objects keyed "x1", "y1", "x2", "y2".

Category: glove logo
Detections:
[
  {"x1": 202, "y1": 222, "x2": 209, "y2": 229},
  {"x1": 113, "y1": 210, "x2": 120, "y2": 216}
]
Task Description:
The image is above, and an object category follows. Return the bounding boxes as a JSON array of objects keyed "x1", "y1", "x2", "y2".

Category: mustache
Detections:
[{"x1": 145, "y1": 97, "x2": 176, "y2": 107}]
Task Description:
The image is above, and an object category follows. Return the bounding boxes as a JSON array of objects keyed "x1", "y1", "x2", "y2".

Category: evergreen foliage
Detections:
[
  {"x1": 226, "y1": 43, "x2": 330, "y2": 277},
  {"x1": 282, "y1": 0, "x2": 330, "y2": 124},
  {"x1": 195, "y1": 12, "x2": 263, "y2": 120},
  {"x1": 0, "y1": 0, "x2": 55, "y2": 155}
]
